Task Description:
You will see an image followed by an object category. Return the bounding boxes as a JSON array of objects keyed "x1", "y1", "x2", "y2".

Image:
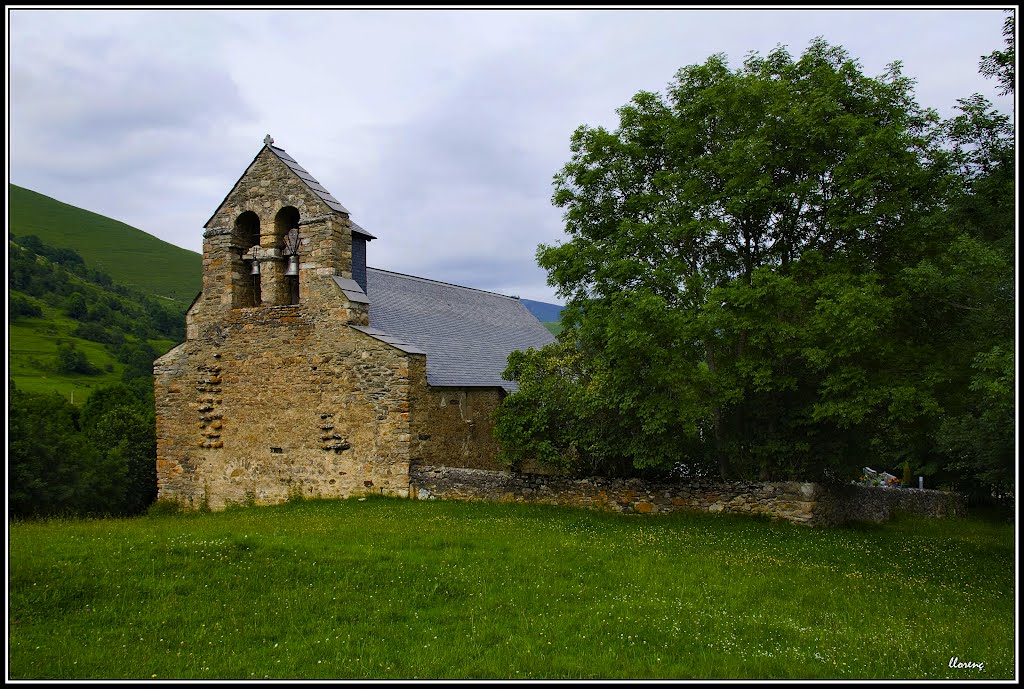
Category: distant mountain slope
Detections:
[
  {"x1": 520, "y1": 298, "x2": 564, "y2": 324},
  {"x1": 8, "y1": 184, "x2": 202, "y2": 305}
]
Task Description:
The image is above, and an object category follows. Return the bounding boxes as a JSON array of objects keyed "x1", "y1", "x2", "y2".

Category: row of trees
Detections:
[
  {"x1": 496, "y1": 19, "x2": 1014, "y2": 501},
  {"x1": 9, "y1": 379, "x2": 158, "y2": 518}
]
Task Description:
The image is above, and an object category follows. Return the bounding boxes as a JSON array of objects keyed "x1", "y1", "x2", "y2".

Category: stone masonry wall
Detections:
[
  {"x1": 191, "y1": 147, "x2": 361, "y2": 341},
  {"x1": 411, "y1": 386, "x2": 506, "y2": 470},
  {"x1": 158, "y1": 141, "x2": 403, "y2": 511},
  {"x1": 155, "y1": 306, "x2": 420, "y2": 510},
  {"x1": 408, "y1": 465, "x2": 966, "y2": 526},
  {"x1": 814, "y1": 483, "x2": 967, "y2": 523}
]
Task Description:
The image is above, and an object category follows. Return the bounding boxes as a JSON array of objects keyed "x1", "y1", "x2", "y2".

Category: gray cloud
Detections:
[{"x1": 7, "y1": 8, "x2": 1014, "y2": 304}]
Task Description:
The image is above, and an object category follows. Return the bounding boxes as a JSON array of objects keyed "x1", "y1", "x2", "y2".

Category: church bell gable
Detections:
[{"x1": 188, "y1": 136, "x2": 374, "y2": 331}]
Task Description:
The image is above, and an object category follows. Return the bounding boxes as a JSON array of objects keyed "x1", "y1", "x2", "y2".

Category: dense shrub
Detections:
[
  {"x1": 55, "y1": 342, "x2": 98, "y2": 375},
  {"x1": 9, "y1": 293, "x2": 42, "y2": 319}
]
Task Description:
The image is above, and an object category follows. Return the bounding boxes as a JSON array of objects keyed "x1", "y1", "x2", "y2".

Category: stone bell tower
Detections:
[
  {"x1": 186, "y1": 134, "x2": 375, "y2": 340},
  {"x1": 154, "y1": 136, "x2": 418, "y2": 511}
]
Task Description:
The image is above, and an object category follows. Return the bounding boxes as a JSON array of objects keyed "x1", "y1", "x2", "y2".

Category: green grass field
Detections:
[
  {"x1": 8, "y1": 498, "x2": 1015, "y2": 680},
  {"x1": 8, "y1": 184, "x2": 201, "y2": 305},
  {"x1": 8, "y1": 303, "x2": 125, "y2": 400}
]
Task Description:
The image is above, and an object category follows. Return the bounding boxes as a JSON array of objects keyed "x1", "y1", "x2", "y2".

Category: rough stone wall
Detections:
[
  {"x1": 158, "y1": 143, "x2": 400, "y2": 510},
  {"x1": 411, "y1": 386, "x2": 506, "y2": 470},
  {"x1": 409, "y1": 466, "x2": 824, "y2": 525},
  {"x1": 191, "y1": 147, "x2": 361, "y2": 340},
  {"x1": 814, "y1": 483, "x2": 967, "y2": 523},
  {"x1": 408, "y1": 466, "x2": 966, "y2": 526},
  {"x1": 155, "y1": 306, "x2": 420, "y2": 510}
]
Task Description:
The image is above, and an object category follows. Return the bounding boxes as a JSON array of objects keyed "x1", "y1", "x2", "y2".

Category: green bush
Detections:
[
  {"x1": 64, "y1": 291, "x2": 88, "y2": 320},
  {"x1": 55, "y1": 342, "x2": 97, "y2": 375},
  {"x1": 9, "y1": 293, "x2": 42, "y2": 319}
]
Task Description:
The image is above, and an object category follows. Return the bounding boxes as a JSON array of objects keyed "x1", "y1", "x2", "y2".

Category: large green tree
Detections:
[
  {"x1": 80, "y1": 384, "x2": 158, "y2": 515},
  {"x1": 927, "y1": 13, "x2": 1016, "y2": 498},
  {"x1": 497, "y1": 35, "x2": 1014, "y2": 492},
  {"x1": 9, "y1": 381, "x2": 103, "y2": 517}
]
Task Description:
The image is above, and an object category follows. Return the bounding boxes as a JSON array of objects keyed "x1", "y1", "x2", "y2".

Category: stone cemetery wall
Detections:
[{"x1": 408, "y1": 465, "x2": 966, "y2": 526}]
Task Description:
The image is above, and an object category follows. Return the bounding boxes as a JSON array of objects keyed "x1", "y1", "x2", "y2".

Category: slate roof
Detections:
[
  {"x1": 267, "y1": 145, "x2": 376, "y2": 239},
  {"x1": 332, "y1": 276, "x2": 370, "y2": 305},
  {"x1": 349, "y1": 326, "x2": 427, "y2": 356},
  {"x1": 362, "y1": 267, "x2": 556, "y2": 392}
]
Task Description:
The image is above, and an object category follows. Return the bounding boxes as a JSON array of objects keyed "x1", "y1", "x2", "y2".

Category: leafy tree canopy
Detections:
[
  {"x1": 497, "y1": 34, "x2": 1014, "y2": 497},
  {"x1": 9, "y1": 380, "x2": 158, "y2": 519}
]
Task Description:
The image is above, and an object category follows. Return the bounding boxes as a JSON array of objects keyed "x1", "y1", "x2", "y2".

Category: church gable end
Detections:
[
  {"x1": 192, "y1": 140, "x2": 369, "y2": 331},
  {"x1": 156, "y1": 137, "x2": 413, "y2": 510}
]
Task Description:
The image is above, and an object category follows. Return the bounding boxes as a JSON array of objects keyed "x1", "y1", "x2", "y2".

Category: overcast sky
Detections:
[{"x1": 6, "y1": 7, "x2": 1015, "y2": 303}]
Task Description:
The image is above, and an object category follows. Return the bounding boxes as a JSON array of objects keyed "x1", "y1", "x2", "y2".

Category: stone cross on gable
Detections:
[{"x1": 264, "y1": 134, "x2": 274, "y2": 146}]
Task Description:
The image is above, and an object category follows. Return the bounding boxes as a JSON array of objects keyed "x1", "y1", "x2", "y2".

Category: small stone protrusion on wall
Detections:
[
  {"x1": 324, "y1": 441, "x2": 351, "y2": 453},
  {"x1": 196, "y1": 362, "x2": 226, "y2": 450},
  {"x1": 316, "y1": 411, "x2": 351, "y2": 453}
]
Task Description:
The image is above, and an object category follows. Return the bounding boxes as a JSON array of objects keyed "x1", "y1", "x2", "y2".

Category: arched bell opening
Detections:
[
  {"x1": 275, "y1": 206, "x2": 301, "y2": 305},
  {"x1": 232, "y1": 211, "x2": 261, "y2": 308}
]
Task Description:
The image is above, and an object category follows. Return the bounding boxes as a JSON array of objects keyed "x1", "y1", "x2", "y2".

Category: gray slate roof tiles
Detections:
[
  {"x1": 266, "y1": 145, "x2": 376, "y2": 240},
  {"x1": 332, "y1": 276, "x2": 371, "y2": 304},
  {"x1": 362, "y1": 267, "x2": 555, "y2": 392},
  {"x1": 349, "y1": 326, "x2": 427, "y2": 356}
]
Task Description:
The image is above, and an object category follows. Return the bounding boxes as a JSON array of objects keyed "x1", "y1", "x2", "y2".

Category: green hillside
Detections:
[
  {"x1": 9, "y1": 234, "x2": 184, "y2": 402},
  {"x1": 8, "y1": 297, "x2": 175, "y2": 401},
  {"x1": 8, "y1": 184, "x2": 201, "y2": 305}
]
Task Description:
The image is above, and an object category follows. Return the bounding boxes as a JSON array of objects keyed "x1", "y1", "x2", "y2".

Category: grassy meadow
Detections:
[{"x1": 7, "y1": 497, "x2": 1015, "y2": 680}]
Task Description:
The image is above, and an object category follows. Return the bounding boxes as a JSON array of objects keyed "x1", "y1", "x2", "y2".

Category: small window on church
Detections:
[{"x1": 233, "y1": 211, "x2": 261, "y2": 308}]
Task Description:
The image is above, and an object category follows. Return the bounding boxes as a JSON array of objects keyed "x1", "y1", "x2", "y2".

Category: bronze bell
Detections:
[
  {"x1": 250, "y1": 260, "x2": 261, "y2": 275},
  {"x1": 285, "y1": 255, "x2": 299, "y2": 276}
]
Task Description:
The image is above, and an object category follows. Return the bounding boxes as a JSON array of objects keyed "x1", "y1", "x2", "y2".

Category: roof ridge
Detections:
[
  {"x1": 205, "y1": 139, "x2": 374, "y2": 239},
  {"x1": 264, "y1": 144, "x2": 348, "y2": 212},
  {"x1": 366, "y1": 266, "x2": 520, "y2": 301},
  {"x1": 262, "y1": 142, "x2": 376, "y2": 240}
]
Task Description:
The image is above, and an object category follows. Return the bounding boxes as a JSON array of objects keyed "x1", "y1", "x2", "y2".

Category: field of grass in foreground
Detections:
[{"x1": 8, "y1": 497, "x2": 1015, "y2": 680}]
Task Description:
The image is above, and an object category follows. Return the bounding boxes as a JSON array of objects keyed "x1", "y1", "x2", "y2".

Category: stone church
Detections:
[{"x1": 154, "y1": 137, "x2": 554, "y2": 509}]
